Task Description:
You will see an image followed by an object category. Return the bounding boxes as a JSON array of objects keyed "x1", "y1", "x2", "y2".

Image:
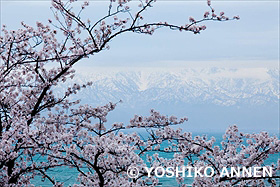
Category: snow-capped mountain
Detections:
[{"x1": 60, "y1": 67, "x2": 279, "y2": 107}]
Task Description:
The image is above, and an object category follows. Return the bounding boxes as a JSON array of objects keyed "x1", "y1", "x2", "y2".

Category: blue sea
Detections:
[{"x1": 30, "y1": 132, "x2": 279, "y2": 187}]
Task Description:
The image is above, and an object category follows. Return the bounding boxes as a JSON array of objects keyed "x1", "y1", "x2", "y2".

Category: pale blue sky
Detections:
[{"x1": 1, "y1": 0, "x2": 279, "y2": 69}]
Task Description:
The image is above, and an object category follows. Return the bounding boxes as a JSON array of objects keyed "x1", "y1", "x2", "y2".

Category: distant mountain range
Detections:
[
  {"x1": 54, "y1": 66, "x2": 279, "y2": 132},
  {"x1": 59, "y1": 67, "x2": 279, "y2": 107}
]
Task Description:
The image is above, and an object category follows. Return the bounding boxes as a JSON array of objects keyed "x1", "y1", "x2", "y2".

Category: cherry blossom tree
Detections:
[{"x1": 0, "y1": 0, "x2": 279, "y2": 186}]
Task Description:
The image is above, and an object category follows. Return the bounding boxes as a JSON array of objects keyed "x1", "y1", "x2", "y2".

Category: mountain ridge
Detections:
[{"x1": 57, "y1": 67, "x2": 279, "y2": 107}]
